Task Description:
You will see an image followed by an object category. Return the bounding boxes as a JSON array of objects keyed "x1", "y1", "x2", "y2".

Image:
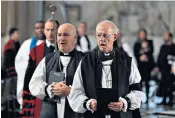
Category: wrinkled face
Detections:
[
  {"x1": 44, "y1": 21, "x2": 56, "y2": 42},
  {"x1": 96, "y1": 23, "x2": 118, "y2": 53},
  {"x1": 34, "y1": 23, "x2": 44, "y2": 39},
  {"x1": 163, "y1": 32, "x2": 170, "y2": 41},
  {"x1": 12, "y1": 31, "x2": 20, "y2": 40},
  {"x1": 57, "y1": 25, "x2": 77, "y2": 53},
  {"x1": 77, "y1": 23, "x2": 86, "y2": 36},
  {"x1": 139, "y1": 31, "x2": 146, "y2": 40}
]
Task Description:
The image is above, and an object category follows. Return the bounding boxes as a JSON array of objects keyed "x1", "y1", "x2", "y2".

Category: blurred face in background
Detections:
[
  {"x1": 96, "y1": 22, "x2": 118, "y2": 53},
  {"x1": 139, "y1": 31, "x2": 146, "y2": 41},
  {"x1": 12, "y1": 31, "x2": 20, "y2": 40},
  {"x1": 57, "y1": 24, "x2": 77, "y2": 53},
  {"x1": 163, "y1": 31, "x2": 170, "y2": 41},
  {"x1": 34, "y1": 22, "x2": 44, "y2": 39},
  {"x1": 44, "y1": 21, "x2": 57, "y2": 43},
  {"x1": 77, "y1": 23, "x2": 87, "y2": 36}
]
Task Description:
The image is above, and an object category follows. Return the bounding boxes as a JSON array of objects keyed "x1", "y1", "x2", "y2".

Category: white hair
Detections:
[{"x1": 96, "y1": 20, "x2": 119, "y2": 34}]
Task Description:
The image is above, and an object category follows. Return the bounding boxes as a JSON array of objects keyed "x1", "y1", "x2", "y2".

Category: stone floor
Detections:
[{"x1": 140, "y1": 80, "x2": 175, "y2": 118}]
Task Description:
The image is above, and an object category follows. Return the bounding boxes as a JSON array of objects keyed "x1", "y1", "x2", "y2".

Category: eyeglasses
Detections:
[{"x1": 96, "y1": 34, "x2": 114, "y2": 39}]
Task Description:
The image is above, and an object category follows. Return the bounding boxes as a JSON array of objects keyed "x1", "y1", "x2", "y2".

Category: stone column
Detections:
[{"x1": 16, "y1": 1, "x2": 28, "y2": 42}]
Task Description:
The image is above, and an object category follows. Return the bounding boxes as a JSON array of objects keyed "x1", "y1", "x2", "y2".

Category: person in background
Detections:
[
  {"x1": 133, "y1": 29, "x2": 155, "y2": 104},
  {"x1": 21, "y1": 19, "x2": 58, "y2": 118},
  {"x1": 116, "y1": 33, "x2": 137, "y2": 65},
  {"x1": 76, "y1": 21, "x2": 91, "y2": 53},
  {"x1": 15, "y1": 20, "x2": 45, "y2": 108},
  {"x1": 2, "y1": 28, "x2": 20, "y2": 78},
  {"x1": 157, "y1": 31, "x2": 175, "y2": 106}
]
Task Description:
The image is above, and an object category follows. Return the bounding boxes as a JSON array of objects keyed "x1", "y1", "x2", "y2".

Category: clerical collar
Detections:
[
  {"x1": 98, "y1": 49, "x2": 115, "y2": 61},
  {"x1": 60, "y1": 49, "x2": 74, "y2": 57},
  {"x1": 46, "y1": 39, "x2": 55, "y2": 47}
]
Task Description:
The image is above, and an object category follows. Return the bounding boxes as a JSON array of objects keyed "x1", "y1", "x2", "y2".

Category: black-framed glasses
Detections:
[{"x1": 95, "y1": 34, "x2": 114, "y2": 39}]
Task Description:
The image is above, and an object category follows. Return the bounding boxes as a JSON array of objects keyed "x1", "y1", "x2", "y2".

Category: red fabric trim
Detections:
[
  {"x1": 34, "y1": 98, "x2": 42, "y2": 118},
  {"x1": 29, "y1": 42, "x2": 45, "y2": 65},
  {"x1": 22, "y1": 91, "x2": 31, "y2": 96},
  {"x1": 22, "y1": 108, "x2": 34, "y2": 112},
  {"x1": 35, "y1": 42, "x2": 45, "y2": 65},
  {"x1": 22, "y1": 42, "x2": 45, "y2": 118},
  {"x1": 3, "y1": 39, "x2": 15, "y2": 52},
  {"x1": 22, "y1": 100, "x2": 35, "y2": 105}
]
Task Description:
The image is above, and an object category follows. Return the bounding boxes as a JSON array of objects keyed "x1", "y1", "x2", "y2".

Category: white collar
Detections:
[
  {"x1": 46, "y1": 39, "x2": 55, "y2": 47},
  {"x1": 102, "y1": 59, "x2": 113, "y2": 65}
]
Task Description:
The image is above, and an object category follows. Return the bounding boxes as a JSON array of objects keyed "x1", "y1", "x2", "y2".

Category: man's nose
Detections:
[{"x1": 99, "y1": 36, "x2": 105, "y2": 42}]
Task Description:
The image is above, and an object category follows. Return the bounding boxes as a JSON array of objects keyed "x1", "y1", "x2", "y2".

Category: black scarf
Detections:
[
  {"x1": 41, "y1": 49, "x2": 84, "y2": 118},
  {"x1": 81, "y1": 48, "x2": 133, "y2": 118}
]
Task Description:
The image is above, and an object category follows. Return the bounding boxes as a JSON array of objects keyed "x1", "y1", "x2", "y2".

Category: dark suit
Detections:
[{"x1": 134, "y1": 39, "x2": 155, "y2": 102}]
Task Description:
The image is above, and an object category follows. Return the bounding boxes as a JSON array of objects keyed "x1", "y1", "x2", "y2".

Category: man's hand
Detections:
[
  {"x1": 171, "y1": 65, "x2": 175, "y2": 74},
  {"x1": 90, "y1": 99, "x2": 97, "y2": 111},
  {"x1": 140, "y1": 54, "x2": 148, "y2": 62},
  {"x1": 108, "y1": 101, "x2": 124, "y2": 112},
  {"x1": 51, "y1": 81, "x2": 71, "y2": 97}
]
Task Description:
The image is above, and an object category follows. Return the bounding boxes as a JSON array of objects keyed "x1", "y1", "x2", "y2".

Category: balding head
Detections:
[
  {"x1": 57, "y1": 23, "x2": 77, "y2": 53},
  {"x1": 96, "y1": 20, "x2": 120, "y2": 53},
  {"x1": 59, "y1": 23, "x2": 77, "y2": 36}
]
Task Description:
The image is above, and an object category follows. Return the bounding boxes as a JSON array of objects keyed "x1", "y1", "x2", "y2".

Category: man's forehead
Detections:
[
  {"x1": 58, "y1": 27, "x2": 73, "y2": 33},
  {"x1": 35, "y1": 23, "x2": 44, "y2": 27},
  {"x1": 96, "y1": 27, "x2": 113, "y2": 34}
]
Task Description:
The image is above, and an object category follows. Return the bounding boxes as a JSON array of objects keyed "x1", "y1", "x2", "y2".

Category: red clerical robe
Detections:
[{"x1": 21, "y1": 41, "x2": 53, "y2": 118}]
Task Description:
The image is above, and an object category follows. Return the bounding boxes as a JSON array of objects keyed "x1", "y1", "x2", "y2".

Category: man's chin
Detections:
[{"x1": 99, "y1": 47, "x2": 107, "y2": 52}]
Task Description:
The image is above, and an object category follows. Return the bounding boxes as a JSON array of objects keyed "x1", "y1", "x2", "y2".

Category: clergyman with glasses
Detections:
[{"x1": 68, "y1": 20, "x2": 144, "y2": 118}]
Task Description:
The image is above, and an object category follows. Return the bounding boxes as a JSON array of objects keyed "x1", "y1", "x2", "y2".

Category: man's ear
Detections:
[
  {"x1": 114, "y1": 32, "x2": 120, "y2": 41},
  {"x1": 74, "y1": 36, "x2": 77, "y2": 44}
]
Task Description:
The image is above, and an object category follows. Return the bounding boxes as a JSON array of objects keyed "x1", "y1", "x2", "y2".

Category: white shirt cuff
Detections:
[
  {"x1": 86, "y1": 99, "x2": 95, "y2": 113},
  {"x1": 46, "y1": 85, "x2": 54, "y2": 98},
  {"x1": 119, "y1": 97, "x2": 128, "y2": 112}
]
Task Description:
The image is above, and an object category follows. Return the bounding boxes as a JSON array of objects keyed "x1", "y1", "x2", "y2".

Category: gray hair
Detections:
[{"x1": 96, "y1": 20, "x2": 119, "y2": 34}]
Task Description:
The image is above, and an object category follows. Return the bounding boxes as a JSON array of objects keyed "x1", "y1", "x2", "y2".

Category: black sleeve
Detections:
[
  {"x1": 23, "y1": 56, "x2": 36, "y2": 91},
  {"x1": 133, "y1": 42, "x2": 141, "y2": 64},
  {"x1": 2, "y1": 49, "x2": 16, "y2": 77},
  {"x1": 157, "y1": 46, "x2": 165, "y2": 70}
]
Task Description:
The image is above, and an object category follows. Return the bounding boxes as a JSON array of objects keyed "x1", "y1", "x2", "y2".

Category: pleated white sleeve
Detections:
[
  {"x1": 126, "y1": 59, "x2": 144, "y2": 110},
  {"x1": 15, "y1": 39, "x2": 31, "y2": 106},
  {"x1": 29, "y1": 57, "x2": 48, "y2": 100},
  {"x1": 68, "y1": 61, "x2": 88, "y2": 113}
]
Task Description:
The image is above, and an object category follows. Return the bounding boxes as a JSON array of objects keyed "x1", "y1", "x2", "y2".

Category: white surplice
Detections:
[
  {"x1": 68, "y1": 58, "x2": 144, "y2": 118},
  {"x1": 15, "y1": 38, "x2": 43, "y2": 107},
  {"x1": 29, "y1": 55, "x2": 71, "y2": 118}
]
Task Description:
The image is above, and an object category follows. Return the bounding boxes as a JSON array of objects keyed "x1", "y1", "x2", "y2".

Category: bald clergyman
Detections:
[{"x1": 29, "y1": 23, "x2": 85, "y2": 118}]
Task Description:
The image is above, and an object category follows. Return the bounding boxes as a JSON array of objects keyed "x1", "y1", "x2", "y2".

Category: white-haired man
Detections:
[{"x1": 68, "y1": 20, "x2": 144, "y2": 118}]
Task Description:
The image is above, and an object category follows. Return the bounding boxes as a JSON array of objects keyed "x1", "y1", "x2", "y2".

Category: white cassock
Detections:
[
  {"x1": 29, "y1": 55, "x2": 71, "y2": 118},
  {"x1": 68, "y1": 58, "x2": 144, "y2": 118},
  {"x1": 15, "y1": 38, "x2": 43, "y2": 107},
  {"x1": 76, "y1": 36, "x2": 89, "y2": 53},
  {"x1": 122, "y1": 42, "x2": 137, "y2": 65}
]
